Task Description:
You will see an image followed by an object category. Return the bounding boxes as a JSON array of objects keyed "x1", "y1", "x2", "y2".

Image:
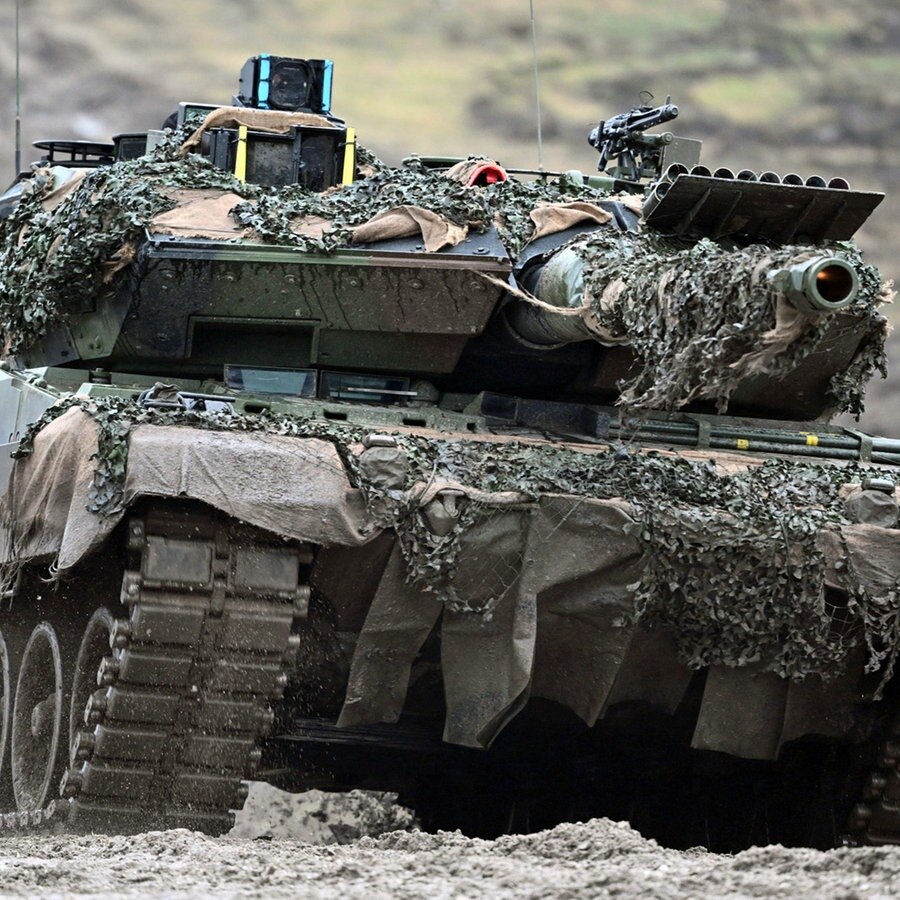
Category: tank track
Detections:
[
  {"x1": 0, "y1": 799, "x2": 69, "y2": 834},
  {"x1": 846, "y1": 711, "x2": 900, "y2": 845},
  {"x1": 1, "y1": 502, "x2": 309, "y2": 837}
]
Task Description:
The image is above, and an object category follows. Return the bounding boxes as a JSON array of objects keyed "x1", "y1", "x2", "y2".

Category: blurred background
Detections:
[{"x1": 0, "y1": 0, "x2": 897, "y2": 433}]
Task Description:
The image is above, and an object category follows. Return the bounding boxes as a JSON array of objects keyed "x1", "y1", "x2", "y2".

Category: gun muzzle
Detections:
[{"x1": 769, "y1": 257, "x2": 859, "y2": 313}]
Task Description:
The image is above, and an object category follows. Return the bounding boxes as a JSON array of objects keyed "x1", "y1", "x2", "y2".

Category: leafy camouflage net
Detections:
[
  {"x1": 229, "y1": 155, "x2": 615, "y2": 255},
  {"x1": 385, "y1": 431, "x2": 900, "y2": 686},
  {"x1": 230, "y1": 166, "x2": 491, "y2": 252},
  {"x1": 2, "y1": 142, "x2": 896, "y2": 686},
  {"x1": 484, "y1": 175, "x2": 614, "y2": 256},
  {"x1": 12, "y1": 394, "x2": 365, "y2": 514},
  {"x1": 13, "y1": 396, "x2": 900, "y2": 687},
  {"x1": 576, "y1": 231, "x2": 891, "y2": 416},
  {"x1": 0, "y1": 147, "x2": 612, "y2": 352}
]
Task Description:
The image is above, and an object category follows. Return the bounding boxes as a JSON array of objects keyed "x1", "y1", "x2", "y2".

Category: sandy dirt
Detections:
[{"x1": 0, "y1": 787, "x2": 898, "y2": 899}]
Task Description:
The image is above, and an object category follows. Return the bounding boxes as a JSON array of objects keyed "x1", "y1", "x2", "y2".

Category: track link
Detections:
[
  {"x1": 45, "y1": 502, "x2": 311, "y2": 835},
  {"x1": 845, "y1": 716, "x2": 900, "y2": 845},
  {"x1": 0, "y1": 800, "x2": 69, "y2": 834}
]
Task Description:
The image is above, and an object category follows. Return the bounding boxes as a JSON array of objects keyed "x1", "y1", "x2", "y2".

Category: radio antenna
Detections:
[
  {"x1": 14, "y1": 0, "x2": 22, "y2": 176},
  {"x1": 529, "y1": 0, "x2": 544, "y2": 172}
]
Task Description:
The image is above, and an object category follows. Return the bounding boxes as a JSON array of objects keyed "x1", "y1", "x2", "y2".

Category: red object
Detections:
[{"x1": 466, "y1": 163, "x2": 508, "y2": 186}]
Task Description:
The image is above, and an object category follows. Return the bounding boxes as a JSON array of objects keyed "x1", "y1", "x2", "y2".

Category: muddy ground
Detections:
[{"x1": 0, "y1": 786, "x2": 898, "y2": 898}]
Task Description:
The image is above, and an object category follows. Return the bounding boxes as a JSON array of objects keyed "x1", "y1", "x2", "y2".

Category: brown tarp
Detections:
[
  {"x1": 350, "y1": 206, "x2": 467, "y2": 252},
  {"x1": 691, "y1": 657, "x2": 860, "y2": 759},
  {"x1": 1, "y1": 407, "x2": 101, "y2": 566},
  {"x1": 339, "y1": 493, "x2": 900, "y2": 752},
  {"x1": 337, "y1": 543, "x2": 443, "y2": 728},
  {"x1": 527, "y1": 496, "x2": 645, "y2": 725},
  {"x1": 1, "y1": 409, "x2": 371, "y2": 570},
  {"x1": 341, "y1": 495, "x2": 649, "y2": 748},
  {"x1": 149, "y1": 192, "x2": 621, "y2": 251},
  {"x1": 151, "y1": 192, "x2": 251, "y2": 240},
  {"x1": 144, "y1": 156, "x2": 638, "y2": 252},
  {"x1": 822, "y1": 523, "x2": 900, "y2": 596},
  {"x1": 528, "y1": 201, "x2": 613, "y2": 242},
  {"x1": 149, "y1": 193, "x2": 468, "y2": 251},
  {"x1": 39, "y1": 168, "x2": 89, "y2": 212},
  {"x1": 181, "y1": 106, "x2": 339, "y2": 155}
]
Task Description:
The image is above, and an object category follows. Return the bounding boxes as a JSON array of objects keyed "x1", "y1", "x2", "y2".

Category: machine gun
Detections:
[{"x1": 589, "y1": 94, "x2": 679, "y2": 182}]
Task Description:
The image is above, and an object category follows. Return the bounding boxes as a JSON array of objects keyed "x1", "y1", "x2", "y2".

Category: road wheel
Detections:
[
  {"x1": 11, "y1": 623, "x2": 65, "y2": 810},
  {"x1": 69, "y1": 607, "x2": 117, "y2": 750}
]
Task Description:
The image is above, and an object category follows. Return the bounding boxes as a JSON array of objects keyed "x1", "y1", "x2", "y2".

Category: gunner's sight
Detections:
[{"x1": 236, "y1": 54, "x2": 334, "y2": 115}]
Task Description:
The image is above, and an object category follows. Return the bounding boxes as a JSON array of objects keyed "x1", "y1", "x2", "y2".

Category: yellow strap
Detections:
[
  {"x1": 341, "y1": 127, "x2": 356, "y2": 186},
  {"x1": 234, "y1": 125, "x2": 248, "y2": 183},
  {"x1": 735, "y1": 438, "x2": 750, "y2": 450},
  {"x1": 806, "y1": 434, "x2": 819, "y2": 446}
]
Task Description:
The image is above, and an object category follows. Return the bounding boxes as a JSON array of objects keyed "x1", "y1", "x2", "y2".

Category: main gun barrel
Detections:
[{"x1": 506, "y1": 249, "x2": 861, "y2": 348}]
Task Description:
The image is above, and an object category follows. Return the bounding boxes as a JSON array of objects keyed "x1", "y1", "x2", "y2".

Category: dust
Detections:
[{"x1": 0, "y1": 788, "x2": 898, "y2": 898}]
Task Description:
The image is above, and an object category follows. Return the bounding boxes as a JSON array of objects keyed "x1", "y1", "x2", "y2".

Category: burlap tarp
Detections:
[
  {"x1": 691, "y1": 658, "x2": 861, "y2": 760},
  {"x1": 38, "y1": 167, "x2": 89, "y2": 213},
  {"x1": 180, "y1": 106, "x2": 339, "y2": 155},
  {"x1": 529, "y1": 201, "x2": 613, "y2": 242},
  {"x1": 350, "y1": 206, "x2": 467, "y2": 251},
  {"x1": 151, "y1": 191, "x2": 252, "y2": 240},
  {"x1": 149, "y1": 193, "x2": 467, "y2": 251},
  {"x1": 145, "y1": 144, "x2": 638, "y2": 252},
  {"x1": 335, "y1": 491, "x2": 900, "y2": 751},
  {"x1": 1, "y1": 409, "x2": 371, "y2": 570}
]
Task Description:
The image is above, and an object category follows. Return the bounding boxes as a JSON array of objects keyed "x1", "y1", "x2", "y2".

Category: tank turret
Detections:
[{"x1": 0, "y1": 78, "x2": 887, "y2": 419}]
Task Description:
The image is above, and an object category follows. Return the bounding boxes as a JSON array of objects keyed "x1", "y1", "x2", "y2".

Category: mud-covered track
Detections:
[
  {"x1": 846, "y1": 711, "x2": 900, "y2": 846},
  {"x1": 0, "y1": 501, "x2": 310, "y2": 836}
]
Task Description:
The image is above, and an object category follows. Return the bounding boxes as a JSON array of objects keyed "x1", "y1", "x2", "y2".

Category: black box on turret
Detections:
[{"x1": 205, "y1": 124, "x2": 347, "y2": 191}]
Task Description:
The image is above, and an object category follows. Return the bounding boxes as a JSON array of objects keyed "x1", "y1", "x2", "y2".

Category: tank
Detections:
[{"x1": 0, "y1": 61, "x2": 897, "y2": 849}]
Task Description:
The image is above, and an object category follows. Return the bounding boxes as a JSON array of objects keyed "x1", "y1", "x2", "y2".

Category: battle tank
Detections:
[{"x1": 0, "y1": 56, "x2": 897, "y2": 850}]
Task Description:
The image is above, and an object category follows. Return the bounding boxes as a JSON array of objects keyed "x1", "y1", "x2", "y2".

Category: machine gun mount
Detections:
[{"x1": 588, "y1": 93, "x2": 679, "y2": 182}]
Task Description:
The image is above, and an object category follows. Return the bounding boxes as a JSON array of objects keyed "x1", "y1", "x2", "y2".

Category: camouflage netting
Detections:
[
  {"x1": 573, "y1": 231, "x2": 892, "y2": 416},
  {"x1": 10, "y1": 396, "x2": 900, "y2": 689},
  {"x1": 0, "y1": 140, "x2": 891, "y2": 413},
  {"x1": 0, "y1": 143, "x2": 616, "y2": 352},
  {"x1": 1, "y1": 138, "x2": 897, "y2": 692}
]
